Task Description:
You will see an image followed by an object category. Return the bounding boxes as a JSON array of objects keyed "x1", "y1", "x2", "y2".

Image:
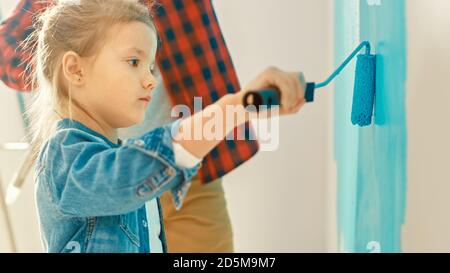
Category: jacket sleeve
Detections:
[{"x1": 41, "y1": 123, "x2": 200, "y2": 217}]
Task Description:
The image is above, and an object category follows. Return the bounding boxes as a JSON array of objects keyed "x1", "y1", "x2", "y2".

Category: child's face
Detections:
[{"x1": 80, "y1": 21, "x2": 158, "y2": 129}]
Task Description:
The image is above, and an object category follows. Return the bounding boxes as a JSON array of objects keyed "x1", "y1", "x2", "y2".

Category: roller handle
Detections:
[{"x1": 243, "y1": 82, "x2": 316, "y2": 110}]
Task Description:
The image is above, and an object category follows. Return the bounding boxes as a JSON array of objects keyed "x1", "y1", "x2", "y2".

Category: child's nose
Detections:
[{"x1": 143, "y1": 72, "x2": 157, "y2": 91}]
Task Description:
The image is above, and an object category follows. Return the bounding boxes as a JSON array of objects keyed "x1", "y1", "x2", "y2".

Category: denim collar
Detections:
[{"x1": 57, "y1": 118, "x2": 122, "y2": 147}]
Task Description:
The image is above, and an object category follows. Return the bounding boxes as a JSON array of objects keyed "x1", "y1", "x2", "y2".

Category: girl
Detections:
[{"x1": 29, "y1": 0, "x2": 305, "y2": 253}]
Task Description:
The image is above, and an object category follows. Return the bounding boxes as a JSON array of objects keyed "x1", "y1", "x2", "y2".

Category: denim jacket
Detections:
[{"x1": 35, "y1": 119, "x2": 200, "y2": 253}]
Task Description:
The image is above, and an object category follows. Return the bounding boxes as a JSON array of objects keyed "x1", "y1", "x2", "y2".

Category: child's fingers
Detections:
[
  {"x1": 280, "y1": 97, "x2": 305, "y2": 115},
  {"x1": 282, "y1": 72, "x2": 304, "y2": 111},
  {"x1": 290, "y1": 98, "x2": 306, "y2": 113},
  {"x1": 263, "y1": 68, "x2": 296, "y2": 110},
  {"x1": 296, "y1": 72, "x2": 306, "y2": 100},
  {"x1": 243, "y1": 67, "x2": 306, "y2": 111},
  {"x1": 273, "y1": 71, "x2": 298, "y2": 110}
]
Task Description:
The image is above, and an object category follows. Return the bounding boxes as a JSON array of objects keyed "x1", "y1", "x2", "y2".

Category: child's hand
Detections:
[
  {"x1": 240, "y1": 66, "x2": 306, "y2": 116},
  {"x1": 175, "y1": 66, "x2": 306, "y2": 159}
]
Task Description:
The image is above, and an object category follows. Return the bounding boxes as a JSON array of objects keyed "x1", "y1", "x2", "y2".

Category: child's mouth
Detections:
[{"x1": 139, "y1": 96, "x2": 151, "y2": 103}]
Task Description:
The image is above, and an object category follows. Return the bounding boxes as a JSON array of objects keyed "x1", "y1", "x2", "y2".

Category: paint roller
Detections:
[{"x1": 243, "y1": 41, "x2": 376, "y2": 126}]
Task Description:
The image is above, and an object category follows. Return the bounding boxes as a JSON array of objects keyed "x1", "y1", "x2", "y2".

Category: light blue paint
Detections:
[
  {"x1": 334, "y1": 0, "x2": 360, "y2": 252},
  {"x1": 334, "y1": 0, "x2": 407, "y2": 253}
]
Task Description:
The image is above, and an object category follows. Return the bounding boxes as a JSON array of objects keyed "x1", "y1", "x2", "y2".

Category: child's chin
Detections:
[
  {"x1": 120, "y1": 115, "x2": 144, "y2": 128},
  {"x1": 134, "y1": 114, "x2": 146, "y2": 125}
]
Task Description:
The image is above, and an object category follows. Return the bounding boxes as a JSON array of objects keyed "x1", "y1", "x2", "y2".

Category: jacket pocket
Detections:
[{"x1": 119, "y1": 212, "x2": 141, "y2": 248}]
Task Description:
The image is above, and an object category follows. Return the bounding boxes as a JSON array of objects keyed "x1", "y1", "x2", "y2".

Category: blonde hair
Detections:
[{"x1": 24, "y1": 0, "x2": 157, "y2": 161}]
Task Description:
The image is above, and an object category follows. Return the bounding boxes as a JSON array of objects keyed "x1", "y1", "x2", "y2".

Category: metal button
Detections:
[
  {"x1": 142, "y1": 220, "x2": 147, "y2": 228},
  {"x1": 134, "y1": 139, "x2": 145, "y2": 147},
  {"x1": 166, "y1": 168, "x2": 175, "y2": 176}
]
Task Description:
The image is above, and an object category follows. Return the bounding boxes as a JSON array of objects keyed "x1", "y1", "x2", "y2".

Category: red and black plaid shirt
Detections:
[{"x1": 0, "y1": 0, "x2": 259, "y2": 183}]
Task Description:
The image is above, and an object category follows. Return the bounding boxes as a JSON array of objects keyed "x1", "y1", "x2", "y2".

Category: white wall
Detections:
[
  {"x1": 214, "y1": 0, "x2": 334, "y2": 252},
  {"x1": 0, "y1": 88, "x2": 42, "y2": 253},
  {"x1": 402, "y1": 0, "x2": 450, "y2": 252}
]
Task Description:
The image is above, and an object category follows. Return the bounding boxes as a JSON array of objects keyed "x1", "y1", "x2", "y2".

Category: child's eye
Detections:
[{"x1": 128, "y1": 59, "x2": 140, "y2": 67}]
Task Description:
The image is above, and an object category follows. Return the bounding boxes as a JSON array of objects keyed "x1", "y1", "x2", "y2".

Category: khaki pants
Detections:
[{"x1": 160, "y1": 175, "x2": 233, "y2": 253}]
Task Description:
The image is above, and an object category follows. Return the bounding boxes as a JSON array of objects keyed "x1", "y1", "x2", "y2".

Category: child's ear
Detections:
[{"x1": 61, "y1": 51, "x2": 85, "y2": 86}]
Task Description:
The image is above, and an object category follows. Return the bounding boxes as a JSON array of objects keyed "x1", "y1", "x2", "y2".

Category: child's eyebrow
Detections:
[{"x1": 124, "y1": 47, "x2": 150, "y2": 59}]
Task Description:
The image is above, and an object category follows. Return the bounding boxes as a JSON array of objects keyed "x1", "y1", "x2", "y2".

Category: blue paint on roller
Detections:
[{"x1": 351, "y1": 54, "x2": 376, "y2": 126}]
